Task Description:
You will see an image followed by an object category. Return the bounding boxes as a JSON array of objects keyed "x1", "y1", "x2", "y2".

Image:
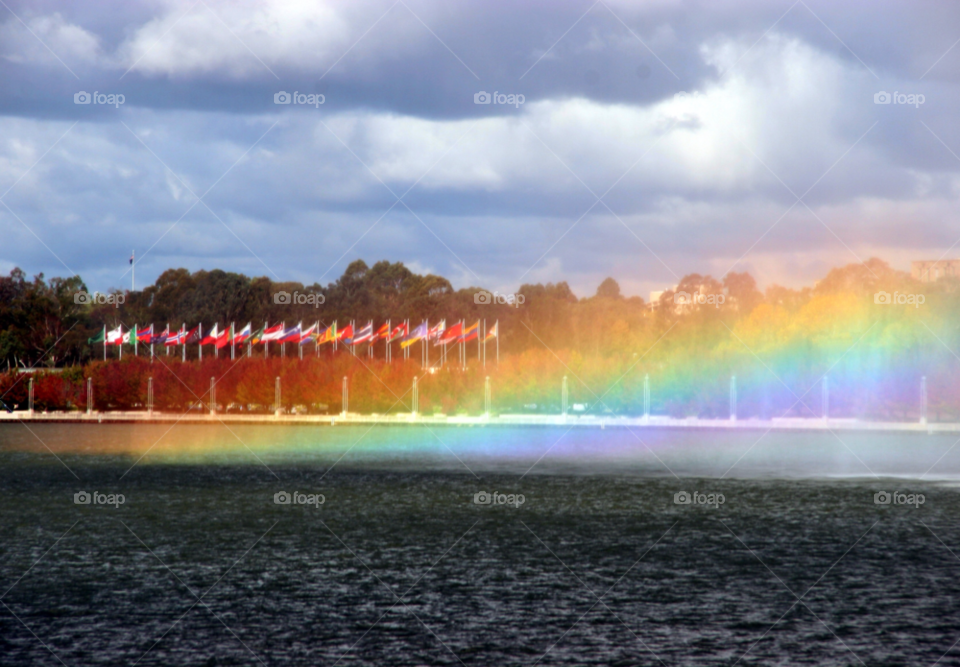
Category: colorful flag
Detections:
[
  {"x1": 428, "y1": 320, "x2": 446, "y2": 341},
  {"x1": 151, "y1": 325, "x2": 169, "y2": 345},
  {"x1": 136, "y1": 324, "x2": 154, "y2": 342},
  {"x1": 260, "y1": 323, "x2": 285, "y2": 342},
  {"x1": 215, "y1": 327, "x2": 231, "y2": 349},
  {"x1": 278, "y1": 323, "x2": 302, "y2": 343},
  {"x1": 351, "y1": 322, "x2": 374, "y2": 345},
  {"x1": 374, "y1": 322, "x2": 389, "y2": 341},
  {"x1": 484, "y1": 322, "x2": 498, "y2": 341},
  {"x1": 438, "y1": 321, "x2": 462, "y2": 344},
  {"x1": 337, "y1": 324, "x2": 353, "y2": 343},
  {"x1": 299, "y1": 323, "x2": 318, "y2": 344},
  {"x1": 318, "y1": 323, "x2": 336, "y2": 345},
  {"x1": 401, "y1": 322, "x2": 427, "y2": 349},
  {"x1": 233, "y1": 323, "x2": 253, "y2": 344},
  {"x1": 461, "y1": 321, "x2": 480, "y2": 342},
  {"x1": 200, "y1": 324, "x2": 220, "y2": 345},
  {"x1": 165, "y1": 326, "x2": 185, "y2": 346},
  {"x1": 183, "y1": 325, "x2": 201, "y2": 345},
  {"x1": 387, "y1": 322, "x2": 408, "y2": 342},
  {"x1": 106, "y1": 326, "x2": 124, "y2": 345},
  {"x1": 249, "y1": 325, "x2": 266, "y2": 344},
  {"x1": 88, "y1": 327, "x2": 105, "y2": 344}
]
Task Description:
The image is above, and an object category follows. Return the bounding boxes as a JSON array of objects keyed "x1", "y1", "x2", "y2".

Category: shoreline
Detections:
[{"x1": 0, "y1": 411, "x2": 948, "y2": 433}]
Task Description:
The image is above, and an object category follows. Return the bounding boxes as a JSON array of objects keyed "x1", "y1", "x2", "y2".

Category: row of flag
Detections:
[{"x1": 88, "y1": 320, "x2": 498, "y2": 348}]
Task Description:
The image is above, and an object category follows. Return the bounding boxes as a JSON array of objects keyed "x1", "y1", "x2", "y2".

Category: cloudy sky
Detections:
[{"x1": 1, "y1": 0, "x2": 958, "y2": 298}]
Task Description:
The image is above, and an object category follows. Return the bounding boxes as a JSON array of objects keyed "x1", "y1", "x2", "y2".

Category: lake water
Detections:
[{"x1": 2, "y1": 424, "x2": 959, "y2": 665}]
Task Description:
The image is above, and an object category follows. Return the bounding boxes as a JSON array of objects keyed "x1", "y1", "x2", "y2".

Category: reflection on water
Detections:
[
  {"x1": 3, "y1": 425, "x2": 960, "y2": 664},
  {"x1": 2, "y1": 423, "x2": 960, "y2": 478}
]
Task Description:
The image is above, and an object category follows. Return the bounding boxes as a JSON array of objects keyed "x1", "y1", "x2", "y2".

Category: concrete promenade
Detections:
[{"x1": 0, "y1": 410, "x2": 951, "y2": 433}]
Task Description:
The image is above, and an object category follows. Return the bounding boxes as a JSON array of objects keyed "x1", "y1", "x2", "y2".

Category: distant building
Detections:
[{"x1": 912, "y1": 260, "x2": 960, "y2": 283}]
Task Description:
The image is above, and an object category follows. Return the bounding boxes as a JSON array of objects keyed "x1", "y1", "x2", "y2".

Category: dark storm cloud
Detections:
[{"x1": 1, "y1": 0, "x2": 960, "y2": 298}]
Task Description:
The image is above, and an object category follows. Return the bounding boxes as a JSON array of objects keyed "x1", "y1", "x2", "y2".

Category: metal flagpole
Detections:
[
  {"x1": 231, "y1": 322, "x2": 235, "y2": 360},
  {"x1": 316, "y1": 321, "x2": 320, "y2": 357},
  {"x1": 215, "y1": 324, "x2": 219, "y2": 358},
  {"x1": 133, "y1": 324, "x2": 137, "y2": 356},
  {"x1": 103, "y1": 324, "x2": 106, "y2": 361},
  {"x1": 182, "y1": 324, "x2": 186, "y2": 362},
  {"x1": 281, "y1": 321, "x2": 285, "y2": 358},
  {"x1": 264, "y1": 321, "x2": 269, "y2": 358},
  {"x1": 198, "y1": 323, "x2": 203, "y2": 361}
]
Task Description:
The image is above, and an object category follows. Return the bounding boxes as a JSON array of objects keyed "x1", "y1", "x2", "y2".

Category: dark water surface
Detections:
[{"x1": 2, "y1": 425, "x2": 960, "y2": 665}]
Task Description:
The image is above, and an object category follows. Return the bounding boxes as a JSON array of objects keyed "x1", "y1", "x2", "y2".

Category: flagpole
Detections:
[
  {"x1": 134, "y1": 323, "x2": 138, "y2": 356},
  {"x1": 182, "y1": 324, "x2": 186, "y2": 362},
  {"x1": 199, "y1": 323, "x2": 203, "y2": 361},
  {"x1": 215, "y1": 323, "x2": 219, "y2": 359},
  {"x1": 231, "y1": 322, "x2": 235, "y2": 360},
  {"x1": 103, "y1": 324, "x2": 106, "y2": 361}
]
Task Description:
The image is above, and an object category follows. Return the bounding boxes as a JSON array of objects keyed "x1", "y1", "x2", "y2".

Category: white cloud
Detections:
[{"x1": 0, "y1": 12, "x2": 101, "y2": 67}]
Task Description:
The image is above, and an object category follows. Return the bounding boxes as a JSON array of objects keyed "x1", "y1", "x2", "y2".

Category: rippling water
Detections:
[{"x1": 2, "y1": 424, "x2": 959, "y2": 665}]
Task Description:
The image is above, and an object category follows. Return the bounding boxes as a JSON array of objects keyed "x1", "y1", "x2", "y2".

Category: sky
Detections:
[{"x1": 1, "y1": 0, "x2": 958, "y2": 299}]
